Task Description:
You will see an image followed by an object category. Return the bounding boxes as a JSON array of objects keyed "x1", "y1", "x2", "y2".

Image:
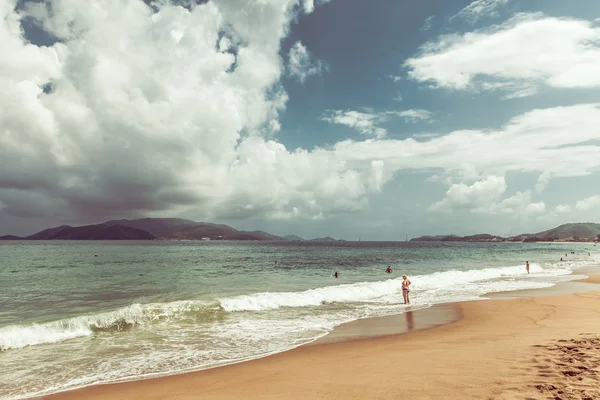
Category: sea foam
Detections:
[
  {"x1": 219, "y1": 263, "x2": 570, "y2": 312},
  {"x1": 0, "y1": 263, "x2": 574, "y2": 351},
  {"x1": 0, "y1": 305, "x2": 144, "y2": 350}
]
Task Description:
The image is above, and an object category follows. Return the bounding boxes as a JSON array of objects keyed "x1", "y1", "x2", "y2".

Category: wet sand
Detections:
[
  {"x1": 576, "y1": 274, "x2": 600, "y2": 284},
  {"x1": 38, "y1": 274, "x2": 600, "y2": 400},
  {"x1": 314, "y1": 303, "x2": 459, "y2": 344}
]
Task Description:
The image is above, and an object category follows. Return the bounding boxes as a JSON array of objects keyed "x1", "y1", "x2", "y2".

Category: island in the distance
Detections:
[
  {"x1": 411, "y1": 223, "x2": 600, "y2": 243},
  {"x1": 0, "y1": 218, "x2": 318, "y2": 241},
  {"x1": 1, "y1": 223, "x2": 155, "y2": 241}
]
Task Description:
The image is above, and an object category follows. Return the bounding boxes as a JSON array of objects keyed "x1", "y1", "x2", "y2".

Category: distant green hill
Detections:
[
  {"x1": 310, "y1": 237, "x2": 337, "y2": 242},
  {"x1": 0, "y1": 235, "x2": 23, "y2": 240},
  {"x1": 410, "y1": 235, "x2": 455, "y2": 241},
  {"x1": 240, "y1": 230, "x2": 284, "y2": 240},
  {"x1": 411, "y1": 223, "x2": 600, "y2": 242},
  {"x1": 523, "y1": 223, "x2": 600, "y2": 241},
  {"x1": 26, "y1": 224, "x2": 155, "y2": 240},
  {"x1": 1, "y1": 218, "x2": 290, "y2": 241},
  {"x1": 283, "y1": 235, "x2": 305, "y2": 241},
  {"x1": 104, "y1": 218, "x2": 283, "y2": 240},
  {"x1": 410, "y1": 234, "x2": 503, "y2": 242}
]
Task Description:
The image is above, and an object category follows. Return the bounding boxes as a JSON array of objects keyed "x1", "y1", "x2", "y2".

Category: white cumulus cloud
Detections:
[
  {"x1": 0, "y1": 0, "x2": 363, "y2": 222},
  {"x1": 302, "y1": 0, "x2": 330, "y2": 14},
  {"x1": 535, "y1": 171, "x2": 552, "y2": 194},
  {"x1": 421, "y1": 15, "x2": 435, "y2": 32},
  {"x1": 2, "y1": 0, "x2": 600, "y2": 226},
  {"x1": 405, "y1": 13, "x2": 600, "y2": 98},
  {"x1": 396, "y1": 109, "x2": 433, "y2": 123},
  {"x1": 575, "y1": 195, "x2": 600, "y2": 211},
  {"x1": 429, "y1": 176, "x2": 546, "y2": 216},
  {"x1": 450, "y1": 0, "x2": 510, "y2": 24},
  {"x1": 321, "y1": 108, "x2": 432, "y2": 137},
  {"x1": 429, "y1": 176, "x2": 506, "y2": 213},
  {"x1": 332, "y1": 103, "x2": 600, "y2": 183},
  {"x1": 555, "y1": 204, "x2": 572, "y2": 214},
  {"x1": 477, "y1": 190, "x2": 546, "y2": 216},
  {"x1": 288, "y1": 40, "x2": 327, "y2": 82},
  {"x1": 321, "y1": 110, "x2": 388, "y2": 139}
]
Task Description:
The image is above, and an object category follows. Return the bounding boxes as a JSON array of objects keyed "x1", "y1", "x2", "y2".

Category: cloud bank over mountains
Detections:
[{"x1": 1, "y1": 0, "x2": 357, "y2": 222}]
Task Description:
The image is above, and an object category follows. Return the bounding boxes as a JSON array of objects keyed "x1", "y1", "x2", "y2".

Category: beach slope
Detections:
[{"x1": 40, "y1": 277, "x2": 600, "y2": 400}]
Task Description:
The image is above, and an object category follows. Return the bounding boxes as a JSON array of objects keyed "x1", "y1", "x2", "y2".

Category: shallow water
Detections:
[{"x1": 1, "y1": 240, "x2": 597, "y2": 399}]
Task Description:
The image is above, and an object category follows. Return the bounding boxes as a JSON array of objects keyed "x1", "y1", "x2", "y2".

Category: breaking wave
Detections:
[
  {"x1": 219, "y1": 263, "x2": 570, "y2": 311},
  {"x1": 1, "y1": 262, "x2": 573, "y2": 350},
  {"x1": 0, "y1": 301, "x2": 222, "y2": 351}
]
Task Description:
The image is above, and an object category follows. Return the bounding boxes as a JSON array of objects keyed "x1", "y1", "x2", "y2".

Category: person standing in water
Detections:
[
  {"x1": 525, "y1": 261, "x2": 530, "y2": 274},
  {"x1": 386, "y1": 266, "x2": 392, "y2": 273},
  {"x1": 333, "y1": 271, "x2": 338, "y2": 278},
  {"x1": 402, "y1": 275, "x2": 411, "y2": 304}
]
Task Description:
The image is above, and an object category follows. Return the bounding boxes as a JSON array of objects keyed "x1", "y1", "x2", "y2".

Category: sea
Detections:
[{"x1": 1, "y1": 240, "x2": 599, "y2": 399}]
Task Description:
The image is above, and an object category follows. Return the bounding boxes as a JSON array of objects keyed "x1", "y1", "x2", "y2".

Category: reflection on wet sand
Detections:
[
  {"x1": 312, "y1": 304, "x2": 458, "y2": 344},
  {"x1": 405, "y1": 311, "x2": 414, "y2": 331}
]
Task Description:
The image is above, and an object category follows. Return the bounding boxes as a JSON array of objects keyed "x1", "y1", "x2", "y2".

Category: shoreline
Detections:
[
  {"x1": 35, "y1": 270, "x2": 600, "y2": 400},
  {"x1": 29, "y1": 304, "x2": 461, "y2": 400},
  {"x1": 575, "y1": 274, "x2": 600, "y2": 284},
  {"x1": 312, "y1": 303, "x2": 460, "y2": 346},
  {"x1": 535, "y1": 241, "x2": 598, "y2": 244}
]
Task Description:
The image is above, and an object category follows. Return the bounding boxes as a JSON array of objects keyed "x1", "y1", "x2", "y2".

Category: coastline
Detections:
[
  {"x1": 36, "y1": 270, "x2": 600, "y2": 400},
  {"x1": 576, "y1": 274, "x2": 600, "y2": 284},
  {"x1": 312, "y1": 303, "x2": 460, "y2": 345},
  {"x1": 535, "y1": 241, "x2": 598, "y2": 244}
]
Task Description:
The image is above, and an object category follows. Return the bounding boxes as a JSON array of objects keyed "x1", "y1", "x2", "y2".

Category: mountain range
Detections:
[
  {"x1": 0, "y1": 218, "x2": 308, "y2": 241},
  {"x1": 1, "y1": 220, "x2": 599, "y2": 242},
  {"x1": 410, "y1": 223, "x2": 600, "y2": 242},
  {"x1": 7, "y1": 223, "x2": 155, "y2": 240}
]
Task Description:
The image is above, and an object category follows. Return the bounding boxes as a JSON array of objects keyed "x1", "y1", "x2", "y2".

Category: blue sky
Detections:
[
  {"x1": 279, "y1": 0, "x2": 600, "y2": 149},
  {"x1": 234, "y1": 0, "x2": 600, "y2": 239},
  {"x1": 1, "y1": 0, "x2": 600, "y2": 239}
]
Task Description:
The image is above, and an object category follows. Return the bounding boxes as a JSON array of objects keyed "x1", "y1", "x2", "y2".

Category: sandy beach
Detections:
[{"x1": 36, "y1": 274, "x2": 600, "y2": 400}]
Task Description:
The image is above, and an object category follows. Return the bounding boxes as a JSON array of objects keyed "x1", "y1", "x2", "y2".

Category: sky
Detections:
[{"x1": 1, "y1": 0, "x2": 600, "y2": 240}]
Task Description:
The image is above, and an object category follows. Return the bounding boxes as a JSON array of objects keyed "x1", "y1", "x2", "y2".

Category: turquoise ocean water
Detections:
[{"x1": 1, "y1": 240, "x2": 598, "y2": 399}]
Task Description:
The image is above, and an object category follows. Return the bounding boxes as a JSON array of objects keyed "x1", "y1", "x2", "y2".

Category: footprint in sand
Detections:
[
  {"x1": 538, "y1": 373, "x2": 555, "y2": 378},
  {"x1": 520, "y1": 336, "x2": 600, "y2": 399}
]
